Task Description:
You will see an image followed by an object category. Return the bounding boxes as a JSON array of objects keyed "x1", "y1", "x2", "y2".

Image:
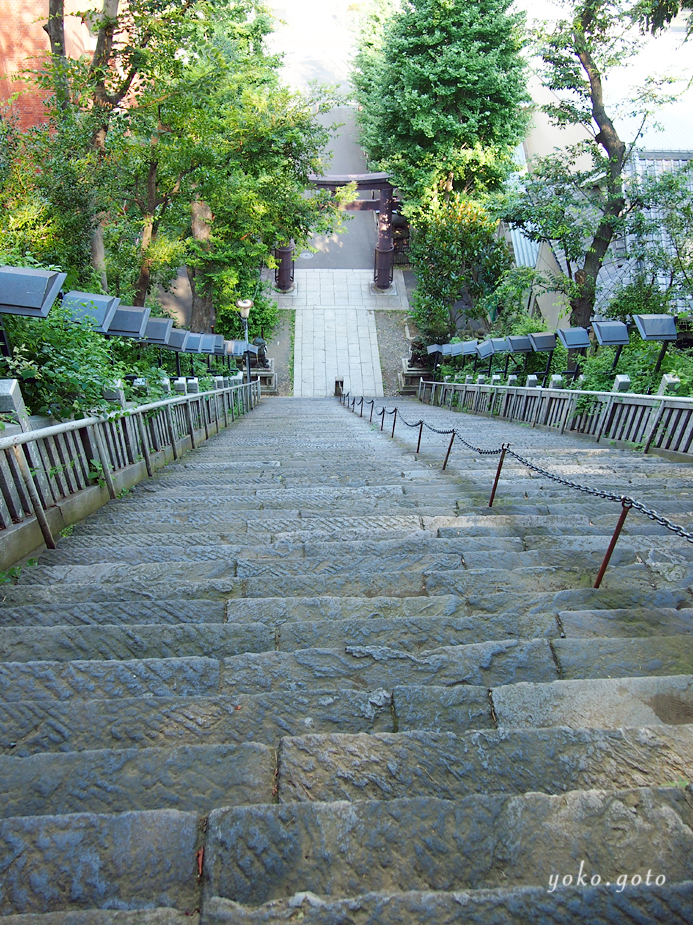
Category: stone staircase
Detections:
[{"x1": 1, "y1": 396, "x2": 692, "y2": 923}]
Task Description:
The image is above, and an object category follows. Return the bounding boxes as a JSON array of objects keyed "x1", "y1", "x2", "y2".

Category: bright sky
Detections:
[{"x1": 267, "y1": 0, "x2": 693, "y2": 150}]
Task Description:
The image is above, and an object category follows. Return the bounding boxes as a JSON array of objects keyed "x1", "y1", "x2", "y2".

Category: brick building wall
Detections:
[{"x1": 0, "y1": 1, "x2": 94, "y2": 130}]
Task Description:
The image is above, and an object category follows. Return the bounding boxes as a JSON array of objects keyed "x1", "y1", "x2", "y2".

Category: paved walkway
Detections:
[{"x1": 273, "y1": 269, "x2": 409, "y2": 397}]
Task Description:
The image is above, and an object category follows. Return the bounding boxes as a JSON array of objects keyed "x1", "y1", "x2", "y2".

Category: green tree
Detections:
[
  {"x1": 500, "y1": 0, "x2": 679, "y2": 328},
  {"x1": 353, "y1": 0, "x2": 530, "y2": 204},
  {"x1": 410, "y1": 195, "x2": 511, "y2": 342}
]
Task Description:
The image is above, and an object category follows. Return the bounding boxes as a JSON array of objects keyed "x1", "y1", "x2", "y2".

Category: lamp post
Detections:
[{"x1": 236, "y1": 298, "x2": 253, "y2": 385}]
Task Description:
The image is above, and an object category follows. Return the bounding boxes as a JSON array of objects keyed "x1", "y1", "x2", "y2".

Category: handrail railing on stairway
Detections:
[
  {"x1": 417, "y1": 379, "x2": 693, "y2": 458},
  {"x1": 0, "y1": 379, "x2": 261, "y2": 556},
  {"x1": 339, "y1": 390, "x2": 693, "y2": 588}
]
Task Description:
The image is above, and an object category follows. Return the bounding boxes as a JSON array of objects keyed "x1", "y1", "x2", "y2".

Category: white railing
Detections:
[
  {"x1": 418, "y1": 379, "x2": 693, "y2": 458},
  {"x1": 0, "y1": 379, "x2": 261, "y2": 552}
]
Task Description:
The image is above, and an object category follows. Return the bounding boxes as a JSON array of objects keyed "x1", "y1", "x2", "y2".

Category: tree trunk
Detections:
[
  {"x1": 43, "y1": 0, "x2": 69, "y2": 108},
  {"x1": 133, "y1": 217, "x2": 154, "y2": 306},
  {"x1": 188, "y1": 200, "x2": 215, "y2": 332},
  {"x1": 91, "y1": 223, "x2": 108, "y2": 292}
]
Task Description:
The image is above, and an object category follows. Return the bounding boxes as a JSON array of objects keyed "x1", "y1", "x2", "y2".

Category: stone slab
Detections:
[
  {"x1": 554, "y1": 636, "x2": 693, "y2": 679},
  {"x1": 277, "y1": 726, "x2": 693, "y2": 803},
  {"x1": 203, "y1": 788, "x2": 693, "y2": 904},
  {"x1": 0, "y1": 809, "x2": 200, "y2": 915}
]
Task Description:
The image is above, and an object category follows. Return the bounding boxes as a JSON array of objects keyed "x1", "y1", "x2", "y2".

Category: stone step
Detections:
[
  {"x1": 224, "y1": 594, "x2": 461, "y2": 624},
  {"x1": 0, "y1": 742, "x2": 275, "y2": 818},
  {"x1": 0, "y1": 809, "x2": 200, "y2": 915},
  {"x1": 424, "y1": 564, "x2": 662, "y2": 598},
  {"x1": 21, "y1": 552, "x2": 466, "y2": 587},
  {"x1": 0, "y1": 578, "x2": 242, "y2": 604},
  {"x1": 277, "y1": 725, "x2": 693, "y2": 804},
  {"x1": 0, "y1": 688, "x2": 398, "y2": 756},
  {"x1": 201, "y1": 787, "x2": 693, "y2": 904},
  {"x1": 559, "y1": 607, "x2": 693, "y2": 638},
  {"x1": 72, "y1": 513, "x2": 425, "y2": 537},
  {"x1": 0, "y1": 599, "x2": 227, "y2": 628},
  {"x1": 553, "y1": 635, "x2": 693, "y2": 680},
  {"x1": 0, "y1": 623, "x2": 273, "y2": 664},
  {"x1": 492, "y1": 673, "x2": 693, "y2": 729},
  {"x1": 0, "y1": 910, "x2": 195, "y2": 925},
  {"x1": 219, "y1": 640, "x2": 557, "y2": 694},
  {"x1": 37, "y1": 534, "x2": 526, "y2": 568},
  {"x1": 200, "y1": 882, "x2": 693, "y2": 925}
]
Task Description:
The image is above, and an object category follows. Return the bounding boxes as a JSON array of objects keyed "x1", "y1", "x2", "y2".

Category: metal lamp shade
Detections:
[
  {"x1": 462, "y1": 341, "x2": 479, "y2": 356},
  {"x1": 441, "y1": 344, "x2": 453, "y2": 355},
  {"x1": 200, "y1": 334, "x2": 217, "y2": 354},
  {"x1": 506, "y1": 335, "x2": 533, "y2": 353},
  {"x1": 592, "y1": 321, "x2": 629, "y2": 347},
  {"x1": 0, "y1": 266, "x2": 67, "y2": 317},
  {"x1": 528, "y1": 332, "x2": 557, "y2": 352},
  {"x1": 449, "y1": 342, "x2": 465, "y2": 356},
  {"x1": 632, "y1": 314, "x2": 677, "y2": 342},
  {"x1": 427, "y1": 344, "x2": 442, "y2": 354},
  {"x1": 557, "y1": 327, "x2": 591, "y2": 350},
  {"x1": 213, "y1": 335, "x2": 225, "y2": 355},
  {"x1": 167, "y1": 328, "x2": 189, "y2": 351},
  {"x1": 142, "y1": 317, "x2": 173, "y2": 345},
  {"x1": 184, "y1": 333, "x2": 204, "y2": 353},
  {"x1": 490, "y1": 338, "x2": 510, "y2": 354},
  {"x1": 476, "y1": 341, "x2": 494, "y2": 359},
  {"x1": 108, "y1": 306, "x2": 151, "y2": 338},
  {"x1": 62, "y1": 291, "x2": 121, "y2": 333}
]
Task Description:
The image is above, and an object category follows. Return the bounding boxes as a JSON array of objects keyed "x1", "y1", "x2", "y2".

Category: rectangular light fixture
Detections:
[
  {"x1": 528, "y1": 332, "x2": 557, "y2": 352},
  {"x1": 557, "y1": 327, "x2": 591, "y2": 350},
  {"x1": 142, "y1": 317, "x2": 173, "y2": 345},
  {"x1": 592, "y1": 320, "x2": 629, "y2": 347},
  {"x1": 506, "y1": 335, "x2": 533, "y2": 353},
  {"x1": 167, "y1": 328, "x2": 189, "y2": 351},
  {"x1": 632, "y1": 314, "x2": 677, "y2": 342},
  {"x1": 62, "y1": 291, "x2": 121, "y2": 333},
  {"x1": 0, "y1": 266, "x2": 66, "y2": 317},
  {"x1": 108, "y1": 306, "x2": 151, "y2": 338}
]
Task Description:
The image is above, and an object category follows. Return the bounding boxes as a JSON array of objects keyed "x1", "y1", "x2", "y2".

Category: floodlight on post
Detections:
[
  {"x1": 592, "y1": 320, "x2": 629, "y2": 370},
  {"x1": 236, "y1": 298, "x2": 253, "y2": 385},
  {"x1": 557, "y1": 327, "x2": 591, "y2": 380},
  {"x1": 632, "y1": 314, "x2": 677, "y2": 373},
  {"x1": 506, "y1": 334, "x2": 533, "y2": 376}
]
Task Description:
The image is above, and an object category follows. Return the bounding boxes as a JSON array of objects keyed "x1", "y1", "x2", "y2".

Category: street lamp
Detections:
[{"x1": 236, "y1": 298, "x2": 253, "y2": 385}]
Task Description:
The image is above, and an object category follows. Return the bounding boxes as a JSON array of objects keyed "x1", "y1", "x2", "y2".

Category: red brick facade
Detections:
[{"x1": 0, "y1": 0, "x2": 50, "y2": 129}]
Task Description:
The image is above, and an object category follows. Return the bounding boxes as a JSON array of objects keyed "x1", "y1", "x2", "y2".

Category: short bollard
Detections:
[
  {"x1": 370, "y1": 402, "x2": 374, "y2": 423},
  {"x1": 488, "y1": 443, "x2": 509, "y2": 507},
  {"x1": 442, "y1": 432, "x2": 455, "y2": 471},
  {"x1": 360, "y1": 398, "x2": 364, "y2": 418},
  {"x1": 594, "y1": 499, "x2": 632, "y2": 588},
  {"x1": 416, "y1": 421, "x2": 424, "y2": 455},
  {"x1": 380, "y1": 409, "x2": 385, "y2": 431},
  {"x1": 391, "y1": 408, "x2": 397, "y2": 437}
]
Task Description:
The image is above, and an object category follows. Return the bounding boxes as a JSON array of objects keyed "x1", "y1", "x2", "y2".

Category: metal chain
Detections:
[{"x1": 340, "y1": 394, "x2": 693, "y2": 544}]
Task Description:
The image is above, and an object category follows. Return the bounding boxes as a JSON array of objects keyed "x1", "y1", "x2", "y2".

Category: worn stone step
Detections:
[
  {"x1": 0, "y1": 742, "x2": 275, "y2": 818},
  {"x1": 0, "y1": 623, "x2": 273, "y2": 664},
  {"x1": 425, "y1": 563, "x2": 663, "y2": 598},
  {"x1": 202, "y1": 787, "x2": 693, "y2": 904},
  {"x1": 277, "y1": 725, "x2": 693, "y2": 804},
  {"x1": 553, "y1": 636, "x2": 693, "y2": 680},
  {"x1": 220, "y1": 640, "x2": 557, "y2": 694},
  {"x1": 0, "y1": 600, "x2": 227, "y2": 629},
  {"x1": 200, "y1": 882, "x2": 693, "y2": 925},
  {"x1": 435, "y1": 514, "x2": 674, "y2": 538},
  {"x1": 0, "y1": 578, "x2": 242, "y2": 604},
  {"x1": 38, "y1": 541, "x2": 305, "y2": 567},
  {"x1": 274, "y1": 611, "x2": 555, "y2": 651},
  {"x1": 393, "y1": 684, "x2": 494, "y2": 732},
  {"x1": 559, "y1": 607, "x2": 693, "y2": 638},
  {"x1": 0, "y1": 689, "x2": 396, "y2": 757},
  {"x1": 21, "y1": 551, "x2": 465, "y2": 587},
  {"x1": 72, "y1": 513, "x2": 425, "y2": 537},
  {"x1": 225, "y1": 594, "x2": 460, "y2": 624},
  {"x1": 493, "y1": 673, "x2": 693, "y2": 729},
  {"x1": 1, "y1": 910, "x2": 195, "y2": 925},
  {"x1": 0, "y1": 809, "x2": 200, "y2": 915}
]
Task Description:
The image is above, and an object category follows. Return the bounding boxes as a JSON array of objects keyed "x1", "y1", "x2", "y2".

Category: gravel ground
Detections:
[
  {"x1": 375, "y1": 310, "x2": 419, "y2": 396},
  {"x1": 264, "y1": 310, "x2": 295, "y2": 396}
]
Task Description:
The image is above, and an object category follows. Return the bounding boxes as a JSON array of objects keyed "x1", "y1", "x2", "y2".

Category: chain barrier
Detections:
[{"x1": 338, "y1": 391, "x2": 693, "y2": 559}]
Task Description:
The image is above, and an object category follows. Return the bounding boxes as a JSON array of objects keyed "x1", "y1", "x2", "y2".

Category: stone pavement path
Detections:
[
  {"x1": 2, "y1": 396, "x2": 693, "y2": 921},
  {"x1": 276, "y1": 269, "x2": 409, "y2": 397}
]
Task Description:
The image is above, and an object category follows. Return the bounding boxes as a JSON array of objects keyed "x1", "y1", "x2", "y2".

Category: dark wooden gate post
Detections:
[
  {"x1": 275, "y1": 241, "x2": 295, "y2": 292},
  {"x1": 374, "y1": 183, "x2": 395, "y2": 292}
]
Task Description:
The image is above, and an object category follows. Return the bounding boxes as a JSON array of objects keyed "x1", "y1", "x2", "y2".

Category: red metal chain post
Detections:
[
  {"x1": 488, "y1": 443, "x2": 509, "y2": 508},
  {"x1": 380, "y1": 409, "x2": 385, "y2": 431},
  {"x1": 594, "y1": 499, "x2": 632, "y2": 588},
  {"x1": 370, "y1": 403, "x2": 374, "y2": 423},
  {"x1": 416, "y1": 421, "x2": 424, "y2": 454},
  {"x1": 391, "y1": 408, "x2": 397, "y2": 437},
  {"x1": 442, "y1": 432, "x2": 455, "y2": 470}
]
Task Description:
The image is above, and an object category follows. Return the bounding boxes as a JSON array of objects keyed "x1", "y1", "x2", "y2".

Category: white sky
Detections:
[{"x1": 267, "y1": 0, "x2": 693, "y2": 150}]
